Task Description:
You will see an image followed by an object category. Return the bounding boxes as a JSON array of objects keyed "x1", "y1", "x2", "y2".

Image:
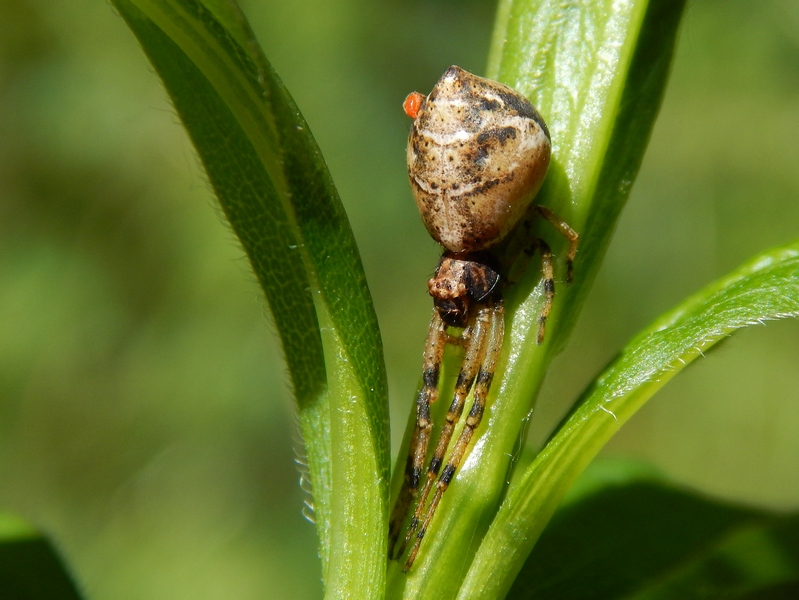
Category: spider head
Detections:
[{"x1": 428, "y1": 252, "x2": 501, "y2": 328}]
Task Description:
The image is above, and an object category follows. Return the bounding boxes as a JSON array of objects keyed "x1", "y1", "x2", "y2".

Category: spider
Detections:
[{"x1": 388, "y1": 66, "x2": 579, "y2": 571}]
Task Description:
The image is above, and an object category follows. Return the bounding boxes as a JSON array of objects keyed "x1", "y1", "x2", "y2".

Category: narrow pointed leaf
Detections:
[
  {"x1": 110, "y1": 1, "x2": 389, "y2": 595},
  {"x1": 461, "y1": 241, "x2": 799, "y2": 598}
]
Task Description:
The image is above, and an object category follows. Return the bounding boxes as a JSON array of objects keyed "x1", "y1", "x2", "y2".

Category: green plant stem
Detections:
[{"x1": 388, "y1": 1, "x2": 684, "y2": 597}]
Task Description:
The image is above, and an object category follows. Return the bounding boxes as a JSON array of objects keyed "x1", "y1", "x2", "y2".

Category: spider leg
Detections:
[
  {"x1": 534, "y1": 205, "x2": 579, "y2": 283},
  {"x1": 388, "y1": 310, "x2": 448, "y2": 558},
  {"x1": 403, "y1": 300, "x2": 505, "y2": 572},
  {"x1": 395, "y1": 305, "x2": 491, "y2": 559},
  {"x1": 525, "y1": 238, "x2": 555, "y2": 345}
]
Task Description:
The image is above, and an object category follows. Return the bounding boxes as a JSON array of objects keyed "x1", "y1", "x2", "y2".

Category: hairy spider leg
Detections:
[
  {"x1": 389, "y1": 207, "x2": 577, "y2": 567},
  {"x1": 388, "y1": 310, "x2": 448, "y2": 557},
  {"x1": 403, "y1": 301, "x2": 505, "y2": 571},
  {"x1": 396, "y1": 305, "x2": 492, "y2": 559},
  {"x1": 524, "y1": 238, "x2": 555, "y2": 345},
  {"x1": 535, "y1": 205, "x2": 579, "y2": 283}
]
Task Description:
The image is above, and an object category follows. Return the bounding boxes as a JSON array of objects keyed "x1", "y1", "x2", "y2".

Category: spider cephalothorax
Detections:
[
  {"x1": 428, "y1": 251, "x2": 501, "y2": 328},
  {"x1": 390, "y1": 66, "x2": 578, "y2": 571}
]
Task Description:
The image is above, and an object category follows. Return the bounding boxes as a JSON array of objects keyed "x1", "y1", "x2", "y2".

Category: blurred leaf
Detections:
[
  {"x1": 110, "y1": 0, "x2": 389, "y2": 595},
  {"x1": 0, "y1": 513, "x2": 83, "y2": 600},
  {"x1": 506, "y1": 459, "x2": 799, "y2": 599},
  {"x1": 462, "y1": 241, "x2": 799, "y2": 597},
  {"x1": 389, "y1": 1, "x2": 686, "y2": 595},
  {"x1": 639, "y1": 517, "x2": 799, "y2": 599}
]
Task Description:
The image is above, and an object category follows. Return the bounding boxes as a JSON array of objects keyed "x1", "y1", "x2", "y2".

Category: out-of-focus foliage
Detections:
[
  {"x1": 507, "y1": 459, "x2": 799, "y2": 599},
  {"x1": 0, "y1": 0, "x2": 797, "y2": 598},
  {"x1": 0, "y1": 512, "x2": 83, "y2": 599}
]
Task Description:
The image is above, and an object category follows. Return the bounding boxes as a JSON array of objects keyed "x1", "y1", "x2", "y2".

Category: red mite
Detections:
[{"x1": 403, "y1": 91, "x2": 425, "y2": 119}]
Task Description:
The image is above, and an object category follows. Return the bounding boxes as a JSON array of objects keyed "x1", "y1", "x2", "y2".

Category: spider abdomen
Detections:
[{"x1": 406, "y1": 66, "x2": 551, "y2": 253}]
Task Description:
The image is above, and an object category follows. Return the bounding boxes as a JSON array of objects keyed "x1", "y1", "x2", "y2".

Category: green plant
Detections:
[{"x1": 2, "y1": 0, "x2": 799, "y2": 598}]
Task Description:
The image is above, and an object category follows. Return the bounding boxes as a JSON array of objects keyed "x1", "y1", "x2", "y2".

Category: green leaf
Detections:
[
  {"x1": 507, "y1": 459, "x2": 799, "y2": 598},
  {"x1": 0, "y1": 513, "x2": 84, "y2": 599},
  {"x1": 461, "y1": 241, "x2": 799, "y2": 598},
  {"x1": 110, "y1": 0, "x2": 389, "y2": 595},
  {"x1": 388, "y1": 1, "x2": 685, "y2": 596},
  {"x1": 490, "y1": 0, "x2": 687, "y2": 338},
  {"x1": 639, "y1": 517, "x2": 799, "y2": 599}
]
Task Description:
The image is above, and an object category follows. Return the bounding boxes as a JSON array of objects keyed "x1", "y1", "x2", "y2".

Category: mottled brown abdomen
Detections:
[{"x1": 406, "y1": 66, "x2": 551, "y2": 253}]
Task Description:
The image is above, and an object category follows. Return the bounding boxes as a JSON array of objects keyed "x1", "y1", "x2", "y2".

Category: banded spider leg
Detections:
[
  {"x1": 388, "y1": 252, "x2": 505, "y2": 571},
  {"x1": 389, "y1": 213, "x2": 578, "y2": 571},
  {"x1": 510, "y1": 205, "x2": 579, "y2": 344}
]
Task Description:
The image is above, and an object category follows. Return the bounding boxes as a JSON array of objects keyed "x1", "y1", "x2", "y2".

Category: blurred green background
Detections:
[{"x1": 0, "y1": 0, "x2": 798, "y2": 598}]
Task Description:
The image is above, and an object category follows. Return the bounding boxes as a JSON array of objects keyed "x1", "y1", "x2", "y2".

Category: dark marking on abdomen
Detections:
[{"x1": 477, "y1": 126, "x2": 518, "y2": 145}]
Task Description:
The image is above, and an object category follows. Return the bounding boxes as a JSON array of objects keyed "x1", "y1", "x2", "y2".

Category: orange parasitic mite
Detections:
[{"x1": 403, "y1": 91, "x2": 425, "y2": 119}]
